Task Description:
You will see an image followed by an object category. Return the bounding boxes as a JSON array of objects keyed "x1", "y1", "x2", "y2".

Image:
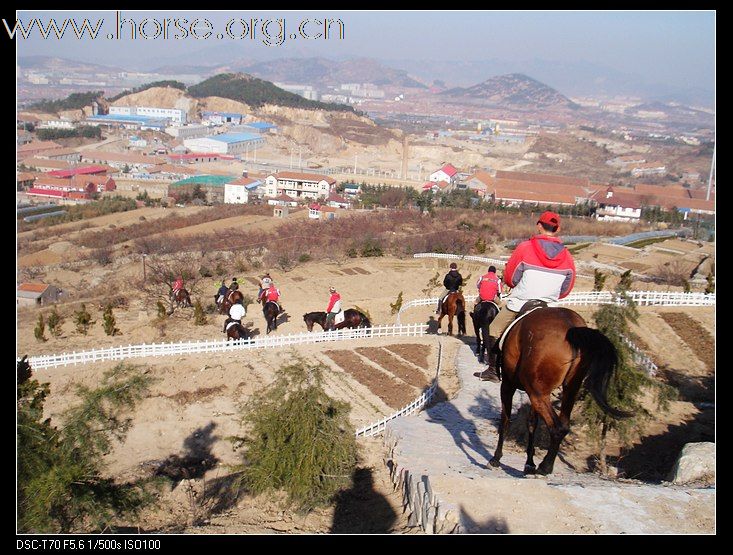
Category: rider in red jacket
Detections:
[
  {"x1": 325, "y1": 287, "x2": 342, "y2": 330},
  {"x1": 479, "y1": 211, "x2": 576, "y2": 381}
]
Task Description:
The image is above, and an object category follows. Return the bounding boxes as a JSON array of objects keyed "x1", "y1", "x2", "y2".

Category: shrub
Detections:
[
  {"x1": 199, "y1": 265, "x2": 213, "y2": 278},
  {"x1": 17, "y1": 359, "x2": 156, "y2": 532},
  {"x1": 34, "y1": 313, "x2": 47, "y2": 342},
  {"x1": 593, "y1": 269, "x2": 607, "y2": 292},
  {"x1": 705, "y1": 271, "x2": 715, "y2": 294},
  {"x1": 92, "y1": 247, "x2": 113, "y2": 266},
  {"x1": 193, "y1": 300, "x2": 207, "y2": 325},
  {"x1": 474, "y1": 236, "x2": 487, "y2": 254},
  {"x1": 298, "y1": 253, "x2": 312, "y2": 263},
  {"x1": 156, "y1": 301, "x2": 167, "y2": 320},
  {"x1": 73, "y1": 304, "x2": 94, "y2": 335},
  {"x1": 47, "y1": 307, "x2": 64, "y2": 337},
  {"x1": 232, "y1": 358, "x2": 357, "y2": 511},
  {"x1": 390, "y1": 291, "x2": 404, "y2": 315},
  {"x1": 102, "y1": 305, "x2": 120, "y2": 336},
  {"x1": 359, "y1": 237, "x2": 383, "y2": 257},
  {"x1": 346, "y1": 246, "x2": 358, "y2": 258}
]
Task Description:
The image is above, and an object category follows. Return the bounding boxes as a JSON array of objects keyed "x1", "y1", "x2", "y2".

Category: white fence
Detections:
[
  {"x1": 395, "y1": 291, "x2": 715, "y2": 324},
  {"x1": 25, "y1": 323, "x2": 428, "y2": 371},
  {"x1": 355, "y1": 341, "x2": 443, "y2": 437},
  {"x1": 414, "y1": 252, "x2": 507, "y2": 267}
]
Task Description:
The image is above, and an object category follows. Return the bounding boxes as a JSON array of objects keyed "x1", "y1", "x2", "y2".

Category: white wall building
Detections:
[
  {"x1": 109, "y1": 105, "x2": 187, "y2": 124},
  {"x1": 165, "y1": 124, "x2": 210, "y2": 139},
  {"x1": 224, "y1": 177, "x2": 262, "y2": 204},
  {"x1": 183, "y1": 133, "x2": 265, "y2": 155},
  {"x1": 265, "y1": 172, "x2": 337, "y2": 200},
  {"x1": 429, "y1": 163, "x2": 459, "y2": 185}
]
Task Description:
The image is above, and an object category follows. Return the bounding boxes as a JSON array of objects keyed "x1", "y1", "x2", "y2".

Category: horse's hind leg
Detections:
[
  {"x1": 524, "y1": 406, "x2": 539, "y2": 474},
  {"x1": 447, "y1": 315, "x2": 453, "y2": 336},
  {"x1": 533, "y1": 396, "x2": 568, "y2": 476},
  {"x1": 489, "y1": 382, "x2": 515, "y2": 468}
]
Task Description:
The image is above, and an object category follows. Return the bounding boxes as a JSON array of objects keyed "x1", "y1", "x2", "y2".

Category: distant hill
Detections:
[
  {"x1": 187, "y1": 73, "x2": 356, "y2": 112},
  {"x1": 240, "y1": 57, "x2": 428, "y2": 89},
  {"x1": 442, "y1": 73, "x2": 578, "y2": 109},
  {"x1": 18, "y1": 55, "x2": 124, "y2": 73}
]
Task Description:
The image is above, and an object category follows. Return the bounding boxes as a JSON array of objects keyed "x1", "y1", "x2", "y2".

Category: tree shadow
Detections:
[
  {"x1": 153, "y1": 422, "x2": 220, "y2": 484},
  {"x1": 458, "y1": 505, "x2": 510, "y2": 534},
  {"x1": 605, "y1": 406, "x2": 715, "y2": 482},
  {"x1": 658, "y1": 366, "x2": 715, "y2": 404},
  {"x1": 330, "y1": 467, "x2": 398, "y2": 533}
]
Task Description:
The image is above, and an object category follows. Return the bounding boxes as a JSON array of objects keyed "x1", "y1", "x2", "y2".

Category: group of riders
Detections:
[
  {"x1": 171, "y1": 210, "x2": 576, "y2": 375},
  {"x1": 209, "y1": 272, "x2": 346, "y2": 334},
  {"x1": 436, "y1": 211, "x2": 576, "y2": 381}
]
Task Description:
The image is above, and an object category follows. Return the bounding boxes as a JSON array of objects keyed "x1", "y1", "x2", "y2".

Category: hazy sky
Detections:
[{"x1": 13, "y1": 10, "x2": 715, "y2": 89}]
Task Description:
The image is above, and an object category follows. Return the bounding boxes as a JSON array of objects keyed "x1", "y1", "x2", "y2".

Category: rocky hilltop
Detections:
[{"x1": 442, "y1": 73, "x2": 578, "y2": 110}]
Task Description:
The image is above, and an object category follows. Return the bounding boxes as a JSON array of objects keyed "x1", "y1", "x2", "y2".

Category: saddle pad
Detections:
[
  {"x1": 498, "y1": 306, "x2": 543, "y2": 351},
  {"x1": 226, "y1": 321, "x2": 240, "y2": 332},
  {"x1": 335, "y1": 311, "x2": 345, "y2": 325},
  {"x1": 479, "y1": 300, "x2": 501, "y2": 312}
]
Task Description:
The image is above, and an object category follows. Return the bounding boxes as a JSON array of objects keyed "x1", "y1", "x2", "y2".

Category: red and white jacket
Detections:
[
  {"x1": 262, "y1": 285, "x2": 280, "y2": 303},
  {"x1": 326, "y1": 292, "x2": 342, "y2": 313},
  {"x1": 502, "y1": 235, "x2": 576, "y2": 312},
  {"x1": 476, "y1": 271, "x2": 501, "y2": 302}
]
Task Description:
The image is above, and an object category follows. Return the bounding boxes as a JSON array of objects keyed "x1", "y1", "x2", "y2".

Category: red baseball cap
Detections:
[{"x1": 537, "y1": 211, "x2": 561, "y2": 229}]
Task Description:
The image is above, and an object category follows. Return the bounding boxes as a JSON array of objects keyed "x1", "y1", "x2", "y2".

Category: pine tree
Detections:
[
  {"x1": 193, "y1": 300, "x2": 207, "y2": 325},
  {"x1": 231, "y1": 358, "x2": 357, "y2": 511},
  {"x1": 34, "y1": 313, "x2": 47, "y2": 342},
  {"x1": 390, "y1": 291, "x2": 404, "y2": 315},
  {"x1": 103, "y1": 305, "x2": 120, "y2": 336},
  {"x1": 593, "y1": 269, "x2": 607, "y2": 291},
  {"x1": 73, "y1": 304, "x2": 94, "y2": 335},
  {"x1": 705, "y1": 270, "x2": 715, "y2": 294},
  {"x1": 577, "y1": 281, "x2": 676, "y2": 476},
  {"x1": 474, "y1": 236, "x2": 487, "y2": 254},
  {"x1": 17, "y1": 358, "x2": 157, "y2": 532},
  {"x1": 47, "y1": 306, "x2": 64, "y2": 337},
  {"x1": 618, "y1": 269, "x2": 633, "y2": 291}
]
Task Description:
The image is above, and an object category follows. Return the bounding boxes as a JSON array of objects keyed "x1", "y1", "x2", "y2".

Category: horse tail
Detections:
[
  {"x1": 456, "y1": 298, "x2": 466, "y2": 329},
  {"x1": 566, "y1": 327, "x2": 632, "y2": 418}
]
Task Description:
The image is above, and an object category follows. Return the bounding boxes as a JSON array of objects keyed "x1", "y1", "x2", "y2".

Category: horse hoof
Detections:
[
  {"x1": 524, "y1": 464, "x2": 537, "y2": 475},
  {"x1": 487, "y1": 458, "x2": 500, "y2": 468},
  {"x1": 537, "y1": 464, "x2": 553, "y2": 476}
]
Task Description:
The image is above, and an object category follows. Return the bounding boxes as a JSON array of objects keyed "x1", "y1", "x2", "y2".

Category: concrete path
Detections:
[{"x1": 383, "y1": 341, "x2": 715, "y2": 534}]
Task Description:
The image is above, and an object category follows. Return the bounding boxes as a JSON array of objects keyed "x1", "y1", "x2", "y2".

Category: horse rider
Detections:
[
  {"x1": 325, "y1": 286, "x2": 342, "y2": 331},
  {"x1": 215, "y1": 280, "x2": 229, "y2": 305},
  {"x1": 479, "y1": 211, "x2": 576, "y2": 379},
  {"x1": 258, "y1": 273, "x2": 273, "y2": 303},
  {"x1": 223, "y1": 297, "x2": 246, "y2": 334},
  {"x1": 173, "y1": 275, "x2": 184, "y2": 296},
  {"x1": 436, "y1": 262, "x2": 464, "y2": 314},
  {"x1": 475, "y1": 265, "x2": 501, "y2": 307},
  {"x1": 260, "y1": 280, "x2": 283, "y2": 313},
  {"x1": 229, "y1": 277, "x2": 239, "y2": 292}
]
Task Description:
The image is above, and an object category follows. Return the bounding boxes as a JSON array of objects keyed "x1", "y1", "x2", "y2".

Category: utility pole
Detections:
[{"x1": 706, "y1": 142, "x2": 715, "y2": 201}]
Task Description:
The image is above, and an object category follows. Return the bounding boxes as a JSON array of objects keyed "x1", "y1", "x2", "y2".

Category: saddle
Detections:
[
  {"x1": 335, "y1": 310, "x2": 345, "y2": 325},
  {"x1": 497, "y1": 300, "x2": 548, "y2": 351},
  {"x1": 225, "y1": 320, "x2": 241, "y2": 332}
]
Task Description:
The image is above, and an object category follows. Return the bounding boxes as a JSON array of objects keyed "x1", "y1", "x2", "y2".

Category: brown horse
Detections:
[
  {"x1": 225, "y1": 320, "x2": 249, "y2": 341},
  {"x1": 263, "y1": 301, "x2": 280, "y2": 334},
  {"x1": 170, "y1": 288, "x2": 192, "y2": 308},
  {"x1": 488, "y1": 307, "x2": 631, "y2": 476},
  {"x1": 437, "y1": 291, "x2": 466, "y2": 336},
  {"x1": 303, "y1": 310, "x2": 372, "y2": 332},
  {"x1": 219, "y1": 290, "x2": 244, "y2": 315}
]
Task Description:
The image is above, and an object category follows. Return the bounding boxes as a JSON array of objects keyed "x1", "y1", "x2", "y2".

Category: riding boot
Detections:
[{"x1": 478, "y1": 351, "x2": 501, "y2": 382}]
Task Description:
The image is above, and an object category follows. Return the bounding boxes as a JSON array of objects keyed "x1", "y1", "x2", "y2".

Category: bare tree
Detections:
[{"x1": 138, "y1": 253, "x2": 206, "y2": 314}]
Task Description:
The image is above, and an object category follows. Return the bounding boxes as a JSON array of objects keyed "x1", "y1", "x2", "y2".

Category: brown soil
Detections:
[
  {"x1": 354, "y1": 347, "x2": 430, "y2": 389},
  {"x1": 323, "y1": 350, "x2": 417, "y2": 409},
  {"x1": 383, "y1": 343, "x2": 430, "y2": 369},
  {"x1": 659, "y1": 312, "x2": 715, "y2": 372}
]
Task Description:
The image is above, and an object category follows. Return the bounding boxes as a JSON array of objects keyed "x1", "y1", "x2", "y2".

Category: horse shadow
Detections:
[
  {"x1": 457, "y1": 506, "x2": 510, "y2": 534},
  {"x1": 423, "y1": 386, "x2": 521, "y2": 475},
  {"x1": 330, "y1": 467, "x2": 398, "y2": 533},
  {"x1": 153, "y1": 422, "x2": 220, "y2": 484},
  {"x1": 425, "y1": 316, "x2": 440, "y2": 335}
]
